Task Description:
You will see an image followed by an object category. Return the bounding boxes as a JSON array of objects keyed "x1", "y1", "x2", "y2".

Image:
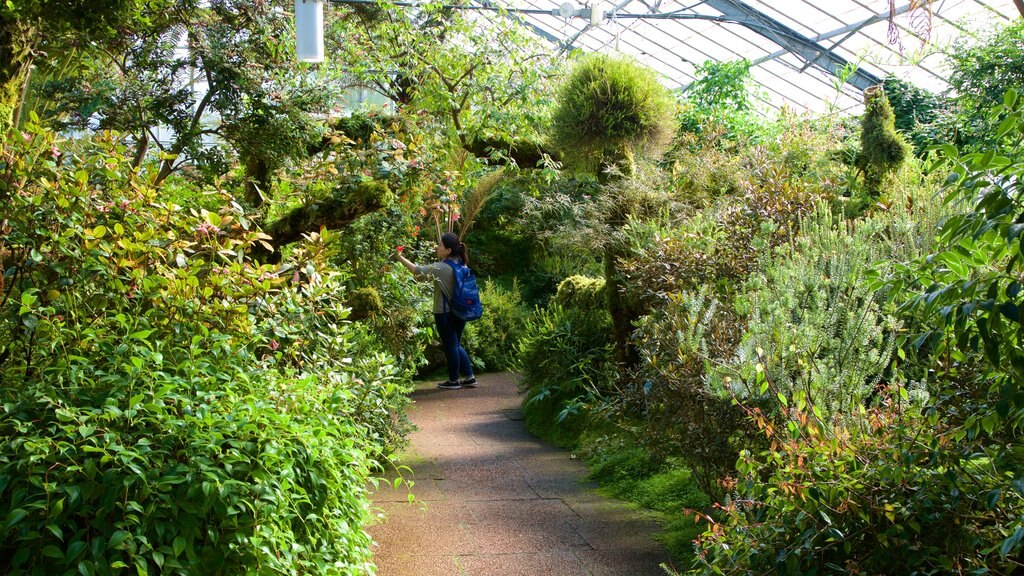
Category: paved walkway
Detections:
[{"x1": 367, "y1": 372, "x2": 675, "y2": 576}]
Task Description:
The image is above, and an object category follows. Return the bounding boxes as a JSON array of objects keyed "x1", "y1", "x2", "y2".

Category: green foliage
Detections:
[
  {"x1": 730, "y1": 207, "x2": 903, "y2": 415},
  {"x1": 554, "y1": 275, "x2": 606, "y2": 310},
  {"x1": 549, "y1": 54, "x2": 675, "y2": 176},
  {"x1": 856, "y1": 87, "x2": 912, "y2": 203},
  {"x1": 898, "y1": 19, "x2": 1024, "y2": 154},
  {"x1": 517, "y1": 302, "x2": 614, "y2": 447},
  {"x1": 0, "y1": 0, "x2": 159, "y2": 132},
  {"x1": 333, "y1": 0, "x2": 559, "y2": 151},
  {"x1": 629, "y1": 291, "x2": 754, "y2": 499},
  {"x1": 581, "y1": 437, "x2": 710, "y2": 564},
  {"x1": 23, "y1": 0, "x2": 339, "y2": 188},
  {"x1": 663, "y1": 144, "x2": 745, "y2": 209},
  {"x1": 472, "y1": 171, "x2": 602, "y2": 304},
  {"x1": 881, "y1": 76, "x2": 946, "y2": 155},
  {"x1": 0, "y1": 126, "x2": 409, "y2": 574},
  {"x1": 946, "y1": 19, "x2": 1024, "y2": 139},
  {"x1": 895, "y1": 89, "x2": 1024, "y2": 417},
  {"x1": 690, "y1": 393, "x2": 1023, "y2": 575},
  {"x1": 675, "y1": 60, "x2": 764, "y2": 146},
  {"x1": 688, "y1": 92, "x2": 1024, "y2": 576},
  {"x1": 463, "y1": 280, "x2": 530, "y2": 372}
]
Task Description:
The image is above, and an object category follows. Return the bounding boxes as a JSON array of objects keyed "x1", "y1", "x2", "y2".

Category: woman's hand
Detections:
[{"x1": 395, "y1": 246, "x2": 417, "y2": 273}]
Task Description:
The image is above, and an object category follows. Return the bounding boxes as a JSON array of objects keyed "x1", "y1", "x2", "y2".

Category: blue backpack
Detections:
[{"x1": 443, "y1": 259, "x2": 483, "y2": 321}]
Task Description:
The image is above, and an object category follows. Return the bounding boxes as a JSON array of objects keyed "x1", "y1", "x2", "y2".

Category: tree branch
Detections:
[{"x1": 253, "y1": 180, "x2": 392, "y2": 263}]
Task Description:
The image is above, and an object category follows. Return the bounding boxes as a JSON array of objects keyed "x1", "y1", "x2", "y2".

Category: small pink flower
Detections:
[
  {"x1": 21, "y1": 132, "x2": 31, "y2": 142},
  {"x1": 195, "y1": 222, "x2": 220, "y2": 237},
  {"x1": 51, "y1": 145, "x2": 60, "y2": 158},
  {"x1": 269, "y1": 339, "x2": 280, "y2": 351}
]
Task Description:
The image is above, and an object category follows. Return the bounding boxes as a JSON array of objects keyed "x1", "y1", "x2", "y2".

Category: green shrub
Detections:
[
  {"x1": 0, "y1": 126, "x2": 409, "y2": 574},
  {"x1": 549, "y1": 53, "x2": 676, "y2": 176},
  {"x1": 674, "y1": 60, "x2": 764, "y2": 147},
  {"x1": 517, "y1": 303, "x2": 614, "y2": 446},
  {"x1": 689, "y1": 393, "x2": 1021, "y2": 575},
  {"x1": 463, "y1": 279, "x2": 530, "y2": 372},
  {"x1": 854, "y1": 87, "x2": 912, "y2": 206},
  {"x1": 554, "y1": 275, "x2": 606, "y2": 310},
  {"x1": 689, "y1": 95, "x2": 1024, "y2": 576},
  {"x1": 629, "y1": 291, "x2": 755, "y2": 499},
  {"x1": 727, "y1": 206, "x2": 905, "y2": 415}
]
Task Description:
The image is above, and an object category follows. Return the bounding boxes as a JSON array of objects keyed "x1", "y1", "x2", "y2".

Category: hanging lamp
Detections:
[{"x1": 295, "y1": 0, "x2": 325, "y2": 63}]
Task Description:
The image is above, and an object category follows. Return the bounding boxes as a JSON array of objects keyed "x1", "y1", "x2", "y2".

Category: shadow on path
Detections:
[{"x1": 367, "y1": 372, "x2": 675, "y2": 576}]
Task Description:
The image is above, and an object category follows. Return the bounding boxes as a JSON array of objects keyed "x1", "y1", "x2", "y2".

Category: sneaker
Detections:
[
  {"x1": 460, "y1": 376, "x2": 477, "y2": 388},
  {"x1": 437, "y1": 381, "x2": 461, "y2": 390}
]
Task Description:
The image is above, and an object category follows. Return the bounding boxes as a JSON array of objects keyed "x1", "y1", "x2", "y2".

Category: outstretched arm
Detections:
[{"x1": 395, "y1": 247, "x2": 418, "y2": 274}]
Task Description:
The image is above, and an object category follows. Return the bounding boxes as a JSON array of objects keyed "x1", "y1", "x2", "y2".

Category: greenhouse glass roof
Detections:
[{"x1": 492, "y1": 0, "x2": 1022, "y2": 114}]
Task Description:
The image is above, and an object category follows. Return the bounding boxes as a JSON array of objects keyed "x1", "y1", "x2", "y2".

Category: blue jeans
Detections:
[{"x1": 435, "y1": 312, "x2": 473, "y2": 383}]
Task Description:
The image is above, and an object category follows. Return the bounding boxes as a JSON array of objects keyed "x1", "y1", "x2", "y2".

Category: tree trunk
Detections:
[
  {"x1": 11, "y1": 64, "x2": 32, "y2": 130},
  {"x1": 131, "y1": 132, "x2": 150, "y2": 169},
  {"x1": 154, "y1": 155, "x2": 176, "y2": 186},
  {"x1": 0, "y1": 18, "x2": 38, "y2": 136},
  {"x1": 1014, "y1": 0, "x2": 1024, "y2": 18},
  {"x1": 244, "y1": 156, "x2": 270, "y2": 208}
]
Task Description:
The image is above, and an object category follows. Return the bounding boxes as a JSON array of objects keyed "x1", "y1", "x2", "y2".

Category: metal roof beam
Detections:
[
  {"x1": 751, "y1": 3, "x2": 912, "y2": 67},
  {"x1": 698, "y1": 0, "x2": 882, "y2": 90}
]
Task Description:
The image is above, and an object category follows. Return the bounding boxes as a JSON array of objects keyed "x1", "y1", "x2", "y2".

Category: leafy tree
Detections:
[
  {"x1": 31, "y1": 0, "x2": 337, "y2": 196},
  {"x1": 903, "y1": 19, "x2": 1024, "y2": 153},
  {"x1": 670, "y1": 59, "x2": 766, "y2": 152},
  {"x1": 946, "y1": 19, "x2": 1024, "y2": 123},
  {"x1": 0, "y1": 0, "x2": 156, "y2": 134},
  {"x1": 331, "y1": 0, "x2": 559, "y2": 160}
]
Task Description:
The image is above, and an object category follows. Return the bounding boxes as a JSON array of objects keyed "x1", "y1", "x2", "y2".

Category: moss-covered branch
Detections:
[
  {"x1": 254, "y1": 179, "x2": 392, "y2": 263},
  {"x1": 464, "y1": 136, "x2": 560, "y2": 168}
]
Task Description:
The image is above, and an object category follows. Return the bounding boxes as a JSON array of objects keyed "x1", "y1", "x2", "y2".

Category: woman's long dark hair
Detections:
[{"x1": 440, "y1": 232, "x2": 468, "y2": 265}]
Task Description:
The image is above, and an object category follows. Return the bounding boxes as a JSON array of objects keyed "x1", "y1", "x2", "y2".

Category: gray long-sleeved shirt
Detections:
[{"x1": 413, "y1": 261, "x2": 456, "y2": 314}]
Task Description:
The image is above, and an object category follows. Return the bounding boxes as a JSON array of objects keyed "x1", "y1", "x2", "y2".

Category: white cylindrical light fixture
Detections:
[
  {"x1": 589, "y1": 1, "x2": 604, "y2": 26},
  {"x1": 295, "y1": 0, "x2": 325, "y2": 63}
]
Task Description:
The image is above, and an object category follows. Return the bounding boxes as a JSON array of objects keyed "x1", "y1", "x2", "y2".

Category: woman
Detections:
[{"x1": 395, "y1": 232, "x2": 477, "y2": 390}]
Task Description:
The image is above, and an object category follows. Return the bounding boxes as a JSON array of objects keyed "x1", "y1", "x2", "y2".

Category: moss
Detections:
[
  {"x1": 555, "y1": 275, "x2": 607, "y2": 310},
  {"x1": 583, "y1": 438, "x2": 711, "y2": 566},
  {"x1": 347, "y1": 287, "x2": 382, "y2": 320},
  {"x1": 856, "y1": 86, "x2": 911, "y2": 201}
]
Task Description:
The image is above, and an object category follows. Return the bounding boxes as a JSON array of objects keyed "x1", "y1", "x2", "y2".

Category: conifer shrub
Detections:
[
  {"x1": 855, "y1": 86, "x2": 912, "y2": 204},
  {"x1": 0, "y1": 126, "x2": 408, "y2": 574}
]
